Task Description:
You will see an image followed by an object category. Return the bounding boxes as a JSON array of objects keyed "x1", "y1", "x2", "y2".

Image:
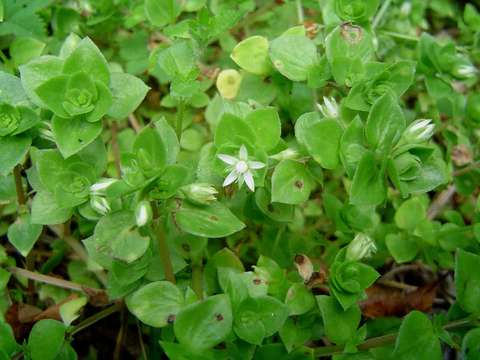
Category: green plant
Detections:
[{"x1": 0, "y1": 0, "x2": 479, "y2": 359}]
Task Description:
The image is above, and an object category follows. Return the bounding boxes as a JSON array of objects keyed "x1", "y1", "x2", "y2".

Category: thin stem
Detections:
[
  {"x1": 113, "y1": 305, "x2": 127, "y2": 360},
  {"x1": 379, "y1": 30, "x2": 419, "y2": 42},
  {"x1": 110, "y1": 121, "x2": 122, "y2": 179},
  {"x1": 453, "y1": 161, "x2": 480, "y2": 177},
  {"x1": 427, "y1": 185, "x2": 456, "y2": 220},
  {"x1": 137, "y1": 320, "x2": 148, "y2": 360},
  {"x1": 152, "y1": 217, "x2": 176, "y2": 283},
  {"x1": 191, "y1": 257, "x2": 203, "y2": 300},
  {"x1": 295, "y1": 0, "x2": 304, "y2": 24},
  {"x1": 372, "y1": 0, "x2": 392, "y2": 29},
  {"x1": 128, "y1": 113, "x2": 142, "y2": 133},
  {"x1": 68, "y1": 302, "x2": 122, "y2": 337},
  {"x1": 9, "y1": 266, "x2": 103, "y2": 294},
  {"x1": 175, "y1": 101, "x2": 185, "y2": 142},
  {"x1": 13, "y1": 165, "x2": 26, "y2": 206},
  {"x1": 313, "y1": 316, "x2": 477, "y2": 356}
]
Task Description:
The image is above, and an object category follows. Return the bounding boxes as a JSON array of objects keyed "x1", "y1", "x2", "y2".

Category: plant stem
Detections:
[
  {"x1": 427, "y1": 184, "x2": 456, "y2": 220},
  {"x1": 379, "y1": 30, "x2": 419, "y2": 42},
  {"x1": 113, "y1": 305, "x2": 127, "y2": 360},
  {"x1": 175, "y1": 101, "x2": 185, "y2": 142},
  {"x1": 295, "y1": 0, "x2": 304, "y2": 24},
  {"x1": 8, "y1": 266, "x2": 103, "y2": 294},
  {"x1": 110, "y1": 121, "x2": 122, "y2": 178},
  {"x1": 313, "y1": 316, "x2": 476, "y2": 357},
  {"x1": 453, "y1": 161, "x2": 480, "y2": 176},
  {"x1": 13, "y1": 165, "x2": 26, "y2": 207},
  {"x1": 153, "y1": 219, "x2": 176, "y2": 284},
  {"x1": 372, "y1": 0, "x2": 392, "y2": 29},
  {"x1": 68, "y1": 302, "x2": 122, "y2": 337},
  {"x1": 191, "y1": 257, "x2": 203, "y2": 300}
]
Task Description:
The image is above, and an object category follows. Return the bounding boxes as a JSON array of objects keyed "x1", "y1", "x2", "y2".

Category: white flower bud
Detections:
[
  {"x1": 454, "y1": 64, "x2": 477, "y2": 79},
  {"x1": 180, "y1": 183, "x2": 218, "y2": 205},
  {"x1": 216, "y1": 69, "x2": 242, "y2": 100},
  {"x1": 400, "y1": 119, "x2": 435, "y2": 144},
  {"x1": 135, "y1": 201, "x2": 152, "y2": 227},
  {"x1": 317, "y1": 96, "x2": 339, "y2": 118},
  {"x1": 400, "y1": 2, "x2": 412, "y2": 16},
  {"x1": 90, "y1": 178, "x2": 118, "y2": 195},
  {"x1": 346, "y1": 233, "x2": 377, "y2": 261},
  {"x1": 90, "y1": 196, "x2": 111, "y2": 216}
]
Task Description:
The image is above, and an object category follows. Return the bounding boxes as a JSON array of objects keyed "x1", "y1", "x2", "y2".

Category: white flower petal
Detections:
[
  {"x1": 239, "y1": 145, "x2": 248, "y2": 160},
  {"x1": 218, "y1": 154, "x2": 238, "y2": 165},
  {"x1": 248, "y1": 161, "x2": 266, "y2": 169},
  {"x1": 223, "y1": 171, "x2": 239, "y2": 187},
  {"x1": 243, "y1": 171, "x2": 255, "y2": 191}
]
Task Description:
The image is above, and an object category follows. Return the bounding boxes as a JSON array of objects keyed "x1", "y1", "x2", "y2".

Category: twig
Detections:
[
  {"x1": 377, "y1": 279, "x2": 418, "y2": 292},
  {"x1": 128, "y1": 113, "x2": 142, "y2": 133},
  {"x1": 68, "y1": 302, "x2": 122, "y2": 337},
  {"x1": 313, "y1": 317, "x2": 476, "y2": 356},
  {"x1": 8, "y1": 267, "x2": 102, "y2": 294},
  {"x1": 372, "y1": 0, "x2": 392, "y2": 29},
  {"x1": 110, "y1": 121, "x2": 122, "y2": 178},
  {"x1": 427, "y1": 185, "x2": 456, "y2": 220}
]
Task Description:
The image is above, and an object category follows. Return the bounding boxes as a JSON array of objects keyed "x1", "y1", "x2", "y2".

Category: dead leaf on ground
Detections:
[{"x1": 360, "y1": 282, "x2": 437, "y2": 318}]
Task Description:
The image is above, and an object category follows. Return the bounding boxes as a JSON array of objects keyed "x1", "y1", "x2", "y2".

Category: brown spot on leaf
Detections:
[
  {"x1": 215, "y1": 313, "x2": 224, "y2": 321},
  {"x1": 294, "y1": 180, "x2": 304, "y2": 189},
  {"x1": 167, "y1": 314, "x2": 176, "y2": 324}
]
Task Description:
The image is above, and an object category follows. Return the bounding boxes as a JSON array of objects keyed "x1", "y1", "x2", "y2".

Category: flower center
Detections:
[{"x1": 235, "y1": 160, "x2": 248, "y2": 173}]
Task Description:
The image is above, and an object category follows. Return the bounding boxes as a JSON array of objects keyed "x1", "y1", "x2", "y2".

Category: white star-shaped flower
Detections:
[{"x1": 217, "y1": 145, "x2": 265, "y2": 191}]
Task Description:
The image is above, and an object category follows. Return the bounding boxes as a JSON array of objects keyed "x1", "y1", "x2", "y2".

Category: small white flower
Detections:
[
  {"x1": 346, "y1": 233, "x2": 377, "y2": 261},
  {"x1": 217, "y1": 145, "x2": 265, "y2": 192},
  {"x1": 455, "y1": 64, "x2": 477, "y2": 78},
  {"x1": 90, "y1": 178, "x2": 118, "y2": 195},
  {"x1": 90, "y1": 196, "x2": 111, "y2": 216},
  {"x1": 317, "y1": 96, "x2": 339, "y2": 118},
  {"x1": 402, "y1": 119, "x2": 435, "y2": 143}
]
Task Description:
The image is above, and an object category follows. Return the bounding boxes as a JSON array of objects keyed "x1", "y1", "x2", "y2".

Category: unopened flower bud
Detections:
[
  {"x1": 294, "y1": 254, "x2": 314, "y2": 283},
  {"x1": 400, "y1": 119, "x2": 435, "y2": 144},
  {"x1": 90, "y1": 178, "x2": 118, "y2": 195},
  {"x1": 135, "y1": 201, "x2": 152, "y2": 227},
  {"x1": 90, "y1": 196, "x2": 111, "y2": 216},
  {"x1": 317, "y1": 96, "x2": 339, "y2": 118},
  {"x1": 180, "y1": 183, "x2": 218, "y2": 206},
  {"x1": 346, "y1": 233, "x2": 377, "y2": 261},
  {"x1": 269, "y1": 148, "x2": 299, "y2": 161},
  {"x1": 453, "y1": 64, "x2": 477, "y2": 79},
  {"x1": 400, "y1": 1, "x2": 412, "y2": 16},
  {"x1": 216, "y1": 69, "x2": 242, "y2": 100}
]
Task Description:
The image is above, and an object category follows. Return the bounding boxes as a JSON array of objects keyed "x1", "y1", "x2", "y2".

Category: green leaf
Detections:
[
  {"x1": 31, "y1": 191, "x2": 73, "y2": 225},
  {"x1": 34, "y1": 75, "x2": 70, "y2": 117},
  {"x1": 19, "y1": 55, "x2": 64, "y2": 108},
  {"x1": 7, "y1": 214, "x2": 43, "y2": 257},
  {"x1": 52, "y1": 116, "x2": 103, "y2": 158},
  {"x1": 63, "y1": 37, "x2": 110, "y2": 85},
  {"x1": 366, "y1": 92, "x2": 405, "y2": 150},
  {"x1": 317, "y1": 295, "x2": 361, "y2": 345},
  {"x1": 156, "y1": 41, "x2": 197, "y2": 80},
  {"x1": 133, "y1": 126, "x2": 167, "y2": 177},
  {"x1": 394, "y1": 197, "x2": 426, "y2": 231},
  {"x1": 145, "y1": 0, "x2": 182, "y2": 27},
  {"x1": 349, "y1": 151, "x2": 386, "y2": 206},
  {"x1": 385, "y1": 233, "x2": 419, "y2": 263},
  {"x1": 340, "y1": 116, "x2": 367, "y2": 177},
  {"x1": 285, "y1": 283, "x2": 315, "y2": 315},
  {"x1": 59, "y1": 297, "x2": 87, "y2": 326},
  {"x1": 107, "y1": 72, "x2": 150, "y2": 119},
  {"x1": 0, "y1": 71, "x2": 28, "y2": 104},
  {"x1": 269, "y1": 34, "x2": 318, "y2": 81},
  {"x1": 214, "y1": 113, "x2": 255, "y2": 148},
  {"x1": 94, "y1": 210, "x2": 150, "y2": 263},
  {"x1": 272, "y1": 160, "x2": 315, "y2": 205},
  {"x1": 10, "y1": 37, "x2": 45, "y2": 67},
  {"x1": 0, "y1": 134, "x2": 30, "y2": 175},
  {"x1": 244, "y1": 107, "x2": 281, "y2": 151},
  {"x1": 393, "y1": 311, "x2": 441, "y2": 360},
  {"x1": 0, "y1": 322, "x2": 18, "y2": 357},
  {"x1": 296, "y1": 117, "x2": 343, "y2": 169},
  {"x1": 234, "y1": 296, "x2": 289, "y2": 345},
  {"x1": 28, "y1": 320, "x2": 66, "y2": 360},
  {"x1": 231, "y1": 36, "x2": 272, "y2": 75},
  {"x1": 174, "y1": 294, "x2": 232, "y2": 352},
  {"x1": 455, "y1": 249, "x2": 480, "y2": 314},
  {"x1": 334, "y1": 0, "x2": 380, "y2": 22},
  {"x1": 127, "y1": 281, "x2": 185, "y2": 327},
  {"x1": 175, "y1": 200, "x2": 245, "y2": 238}
]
